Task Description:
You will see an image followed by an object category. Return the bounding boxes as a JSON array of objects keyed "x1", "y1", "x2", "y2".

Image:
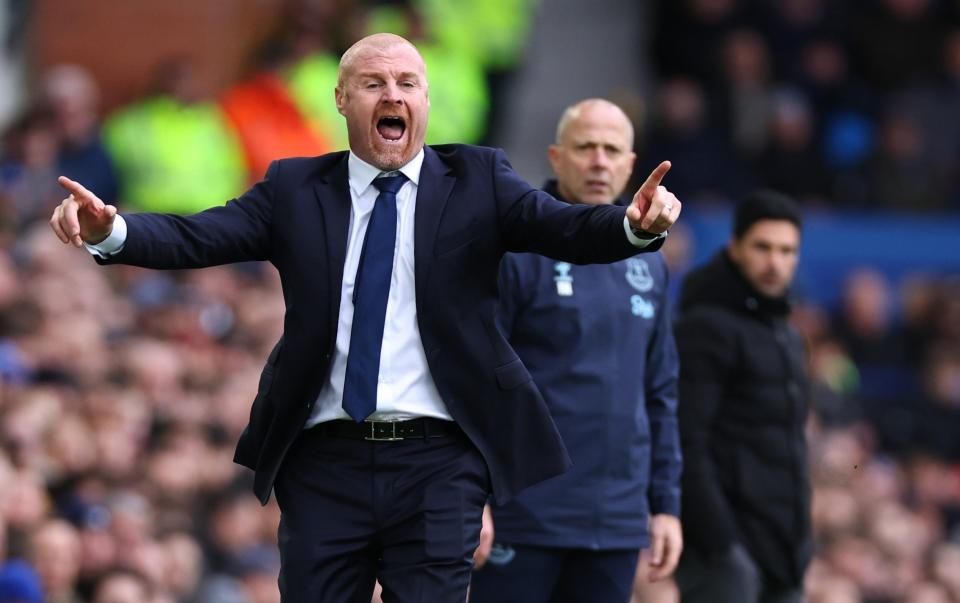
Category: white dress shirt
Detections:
[
  {"x1": 308, "y1": 149, "x2": 453, "y2": 424},
  {"x1": 87, "y1": 147, "x2": 660, "y2": 426}
]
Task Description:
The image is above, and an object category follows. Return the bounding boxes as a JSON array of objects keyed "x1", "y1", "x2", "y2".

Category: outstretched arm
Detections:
[
  {"x1": 49, "y1": 163, "x2": 276, "y2": 268},
  {"x1": 493, "y1": 151, "x2": 682, "y2": 262}
]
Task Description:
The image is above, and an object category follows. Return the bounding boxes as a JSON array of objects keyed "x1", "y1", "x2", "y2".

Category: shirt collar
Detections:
[{"x1": 348, "y1": 147, "x2": 424, "y2": 196}]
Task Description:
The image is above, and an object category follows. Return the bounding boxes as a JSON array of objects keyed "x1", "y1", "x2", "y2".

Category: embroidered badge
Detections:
[
  {"x1": 631, "y1": 295, "x2": 655, "y2": 318},
  {"x1": 625, "y1": 258, "x2": 654, "y2": 292},
  {"x1": 554, "y1": 262, "x2": 573, "y2": 296}
]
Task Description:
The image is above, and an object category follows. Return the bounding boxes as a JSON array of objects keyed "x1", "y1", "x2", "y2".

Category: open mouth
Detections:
[{"x1": 377, "y1": 116, "x2": 406, "y2": 141}]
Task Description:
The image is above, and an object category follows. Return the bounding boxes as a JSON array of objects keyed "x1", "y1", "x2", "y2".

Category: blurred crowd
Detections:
[
  {"x1": 0, "y1": 0, "x2": 958, "y2": 602},
  {"x1": 796, "y1": 268, "x2": 960, "y2": 603},
  {"x1": 643, "y1": 2, "x2": 960, "y2": 600},
  {"x1": 640, "y1": 0, "x2": 960, "y2": 211},
  {"x1": 0, "y1": 0, "x2": 536, "y2": 226}
]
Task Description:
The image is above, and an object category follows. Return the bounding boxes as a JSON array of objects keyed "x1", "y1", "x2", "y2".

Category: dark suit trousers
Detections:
[
  {"x1": 274, "y1": 424, "x2": 489, "y2": 603},
  {"x1": 470, "y1": 545, "x2": 639, "y2": 603}
]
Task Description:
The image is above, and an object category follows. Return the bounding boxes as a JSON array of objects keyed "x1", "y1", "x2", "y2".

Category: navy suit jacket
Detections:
[{"x1": 98, "y1": 144, "x2": 662, "y2": 504}]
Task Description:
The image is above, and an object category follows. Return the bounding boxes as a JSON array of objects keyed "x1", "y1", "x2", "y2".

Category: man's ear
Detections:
[
  {"x1": 727, "y1": 236, "x2": 740, "y2": 262},
  {"x1": 335, "y1": 86, "x2": 346, "y2": 116},
  {"x1": 547, "y1": 145, "x2": 561, "y2": 174}
]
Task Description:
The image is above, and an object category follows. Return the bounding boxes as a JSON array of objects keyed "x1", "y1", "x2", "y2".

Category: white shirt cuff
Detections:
[
  {"x1": 623, "y1": 216, "x2": 664, "y2": 248},
  {"x1": 84, "y1": 215, "x2": 128, "y2": 258}
]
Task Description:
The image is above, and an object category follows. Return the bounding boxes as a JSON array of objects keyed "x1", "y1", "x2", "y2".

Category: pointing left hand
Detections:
[{"x1": 626, "y1": 160, "x2": 681, "y2": 235}]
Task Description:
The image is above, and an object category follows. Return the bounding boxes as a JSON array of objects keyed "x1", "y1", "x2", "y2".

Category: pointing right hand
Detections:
[{"x1": 50, "y1": 176, "x2": 117, "y2": 247}]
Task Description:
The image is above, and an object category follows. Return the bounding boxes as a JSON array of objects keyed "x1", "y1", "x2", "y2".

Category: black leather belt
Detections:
[{"x1": 311, "y1": 418, "x2": 460, "y2": 441}]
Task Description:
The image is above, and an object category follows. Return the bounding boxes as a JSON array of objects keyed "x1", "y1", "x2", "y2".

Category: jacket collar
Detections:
[
  {"x1": 347, "y1": 148, "x2": 425, "y2": 197},
  {"x1": 680, "y1": 250, "x2": 792, "y2": 319}
]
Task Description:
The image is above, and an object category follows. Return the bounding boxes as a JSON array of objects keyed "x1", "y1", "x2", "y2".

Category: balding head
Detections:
[
  {"x1": 548, "y1": 98, "x2": 637, "y2": 205},
  {"x1": 555, "y1": 98, "x2": 634, "y2": 149},
  {"x1": 30, "y1": 520, "x2": 81, "y2": 597},
  {"x1": 338, "y1": 33, "x2": 425, "y2": 89}
]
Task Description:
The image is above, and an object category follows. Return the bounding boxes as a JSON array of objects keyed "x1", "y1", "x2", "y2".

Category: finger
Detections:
[
  {"x1": 649, "y1": 536, "x2": 682, "y2": 582},
  {"x1": 50, "y1": 206, "x2": 69, "y2": 244},
  {"x1": 654, "y1": 196, "x2": 680, "y2": 232},
  {"x1": 642, "y1": 188, "x2": 680, "y2": 233},
  {"x1": 626, "y1": 200, "x2": 644, "y2": 226},
  {"x1": 662, "y1": 536, "x2": 683, "y2": 575},
  {"x1": 634, "y1": 550, "x2": 652, "y2": 583},
  {"x1": 650, "y1": 529, "x2": 665, "y2": 567},
  {"x1": 60, "y1": 196, "x2": 83, "y2": 246},
  {"x1": 638, "y1": 160, "x2": 671, "y2": 200},
  {"x1": 640, "y1": 189, "x2": 668, "y2": 232},
  {"x1": 648, "y1": 564, "x2": 668, "y2": 582},
  {"x1": 57, "y1": 176, "x2": 101, "y2": 208}
]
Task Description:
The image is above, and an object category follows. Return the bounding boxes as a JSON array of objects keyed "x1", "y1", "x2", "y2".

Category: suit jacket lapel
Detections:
[
  {"x1": 314, "y1": 153, "x2": 352, "y2": 335},
  {"x1": 414, "y1": 146, "x2": 456, "y2": 307}
]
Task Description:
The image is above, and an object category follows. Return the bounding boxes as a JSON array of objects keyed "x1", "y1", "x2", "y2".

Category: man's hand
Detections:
[
  {"x1": 626, "y1": 161, "x2": 681, "y2": 235},
  {"x1": 645, "y1": 513, "x2": 683, "y2": 582},
  {"x1": 50, "y1": 176, "x2": 117, "y2": 247},
  {"x1": 473, "y1": 504, "x2": 495, "y2": 569}
]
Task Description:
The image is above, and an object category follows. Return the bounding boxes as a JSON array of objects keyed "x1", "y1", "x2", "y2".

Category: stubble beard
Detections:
[{"x1": 371, "y1": 146, "x2": 406, "y2": 172}]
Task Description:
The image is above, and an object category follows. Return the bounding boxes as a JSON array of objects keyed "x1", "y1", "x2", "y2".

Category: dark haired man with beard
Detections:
[{"x1": 674, "y1": 191, "x2": 810, "y2": 603}]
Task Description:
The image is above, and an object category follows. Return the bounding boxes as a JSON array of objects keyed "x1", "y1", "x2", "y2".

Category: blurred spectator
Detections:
[
  {"x1": 867, "y1": 109, "x2": 950, "y2": 213},
  {"x1": 280, "y1": 0, "x2": 354, "y2": 153},
  {"x1": 0, "y1": 0, "x2": 28, "y2": 131},
  {"x1": 849, "y1": 0, "x2": 945, "y2": 92},
  {"x1": 28, "y1": 519, "x2": 81, "y2": 603},
  {"x1": 762, "y1": 0, "x2": 838, "y2": 83},
  {"x1": 41, "y1": 65, "x2": 118, "y2": 206},
  {"x1": 835, "y1": 269, "x2": 905, "y2": 369},
  {"x1": 102, "y1": 59, "x2": 246, "y2": 214},
  {"x1": 651, "y1": 0, "x2": 757, "y2": 85},
  {"x1": 0, "y1": 108, "x2": 62, "y2": 229},
  {"x1": 640, "y1": 76, "x2": 749, "y2": 202},
  {"x1": 755, "y1": 88, "x2": 830, "y2": 203},
  {"x1": 91, "y1": 570, "x2": 151, "y2": 603},
  {"x1": 414, "y1": 0, "x2": 539, "y2": 143},
  {"x1": 219, "y1": 0, "x2": 335, "y2": 182},
  {"x1": 720, "y1": 28, "x2": 775, "y2": 157}
]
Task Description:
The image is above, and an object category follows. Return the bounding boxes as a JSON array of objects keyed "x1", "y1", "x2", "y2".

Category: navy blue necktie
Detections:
[{"x1": 342, "y1": 174, "x2": 407, "y2": 422}]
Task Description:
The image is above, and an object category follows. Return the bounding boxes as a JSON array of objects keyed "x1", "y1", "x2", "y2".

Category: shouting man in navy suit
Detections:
[{"x1": 49, "y1": 33, "x2": 682, "y2": 603}]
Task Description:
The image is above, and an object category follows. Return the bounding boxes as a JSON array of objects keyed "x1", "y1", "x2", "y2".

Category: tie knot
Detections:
[{"x1": 373, "y1": 174, "x2": 407, "y2": 196}]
